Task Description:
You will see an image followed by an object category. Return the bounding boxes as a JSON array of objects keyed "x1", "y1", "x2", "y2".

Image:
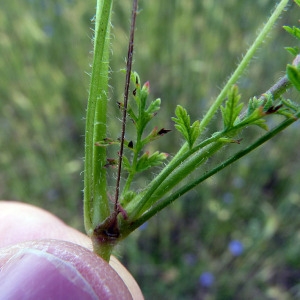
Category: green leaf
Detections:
[
  {"x1": 122, "y1": 155, "x2": 131, "y2": 171},
  {"x1": 131, "y1": 71, "x2": 140, "y2": 86},
  {"x1": 294, "y1": 0, "x2": 300, "y2": 7},
  {"x1": 129, "y1": 72, "x2": 164, "y2": 136},
  {"x1": 139, "y1": 87, "x2": 148, "y2": 111},
  {"x1": 240, "y1": 107, "x2": 268, "y2": 130},
  {"x1": 281, "y1": 98, "x2": 299, "y2": 112},
  {"x1": 136, "y1": 151, "x2": 168, "y2": 172},
  {"x1": 285, "y1": 47, "x2": 300, "y2": 56},
  {"x1": 141, "y1": 127, "x2": 171, "y2": 145},
  {"x1": 261, "y1": 93, "x2": 274, "y2": 112},
  {"x1": 220, "y1": 85, "x2": 243, "y2": 129},
  {"x1": 146, "y1": 98, "x2": 161, "y2": 115},
  {"x1": 172, "y1": 105, "x2": 200, "y2": 149},
  {"x1": 247, "y1": 96, "x2": 264, "y2": 116},
  {"x1": 172, "y1": 106, "x2": 191, "y2": 142},
  {"x1": 287, "y1": 64, "x2": 300, "y2": 91},
  {"x1": 283, "y1": 26, "x2": 300, "y2": 40},
  {"x1": 251, "y1": 118, "x2": 269, "y2": 131}
]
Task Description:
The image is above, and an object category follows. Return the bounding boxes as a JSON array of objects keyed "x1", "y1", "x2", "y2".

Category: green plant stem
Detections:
[
  {"x1": 140, "y1": 141, "x2": 225, "y2": 210},
  {"x1": 198, "y1": 0, "x2": 289, "y2": 134},
  {"x1": 126, "y1": 65, "x2": 299, "y2": 230},
  {"x1": 125, "y1": 131, "x2": 224, "y2": 220},
  {"x1": 84, "y1": 0, "x2": 113, "y2": 238},
  {"x1": 126, "y1": 0, "x2": 289, "y2": 220},
  {"x1": 127, "y1": 111, "x2": 299, "y2": 232},
  {"x1": 125, "y1": 66, "x2": 294, "y2": 222}
]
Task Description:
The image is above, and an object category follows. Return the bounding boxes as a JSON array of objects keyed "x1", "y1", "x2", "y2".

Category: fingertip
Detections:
[{"x1": 0, "y1": 240, "x2": 133, "y2": 300}]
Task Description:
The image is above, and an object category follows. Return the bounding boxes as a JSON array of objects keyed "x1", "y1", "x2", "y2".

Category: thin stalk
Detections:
[
  {"x1": 114, "y1": 0, "x2": 138, "y2": 213},
  {"x1": 126, "y1": 66, "x2": 294, "y2": 221},
  {"x1": 125, "y1": 131, "x2": 224, "y2": 220},
  {"x1": 129, "y1": 111, "x2": 299, "y2": 232},
  {"x1": 126, "y1": 0, "x2": 289, "y2": 221},
  {"x1": 198, "y1": 0, "x2": 289, "y2": 134},
  {"x1": 143, "y1": 141, "x2": 225, "y2": 207},
  {"x1": 84, "y1": 0, "x2": 113, "y2": 236}
]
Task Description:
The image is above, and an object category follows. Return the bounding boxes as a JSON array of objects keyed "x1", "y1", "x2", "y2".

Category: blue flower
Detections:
[
  {"x1": 199, "y1": 272, "x2": 214, "y2": 287},
  {"x1": 228, "y1": 240, "x2": 244, "y2": 256}
]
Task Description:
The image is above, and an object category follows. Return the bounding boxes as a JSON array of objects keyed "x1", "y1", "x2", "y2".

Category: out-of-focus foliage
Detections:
[
  {"x1": 1, "y1": 0, "x2": 300, "y2": 298},
  {"x1": 0, "y1": 0, "x2": 92, "y2": 227}
]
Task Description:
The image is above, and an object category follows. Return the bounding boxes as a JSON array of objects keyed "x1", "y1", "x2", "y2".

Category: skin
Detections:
[{"x1": 0, "y1": 201, "x2": 144, "y2": 299}]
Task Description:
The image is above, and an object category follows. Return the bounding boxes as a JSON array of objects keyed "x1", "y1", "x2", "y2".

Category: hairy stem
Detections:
[
  {"x1": 125, "y1": 0, "x2": 289, "y2": 221},
  {"x1": 124, "y1": 65, "x2": 295, "y2": 223},
  {"x1": 132, "y1": 109, "x2": 299, "y2": 230},
  {"x1": 84, "y1": 0, "x2": 113, "y2": 237},
  {"x1": 125, "y1": 108, "x2": 298, "y2": 233},
  {"x1": 199, "y1": 0, "x2": 289, "y2": 134}
]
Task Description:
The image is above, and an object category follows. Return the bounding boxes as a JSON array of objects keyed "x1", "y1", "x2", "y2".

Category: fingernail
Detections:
[{"x1": 0, "y1": 248, "x2": 97, "y2": 300}]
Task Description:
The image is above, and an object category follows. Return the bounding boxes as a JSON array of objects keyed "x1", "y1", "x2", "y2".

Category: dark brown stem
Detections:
[{"x1": 114, "y1": 0, "x2": 138, "y2": 213}]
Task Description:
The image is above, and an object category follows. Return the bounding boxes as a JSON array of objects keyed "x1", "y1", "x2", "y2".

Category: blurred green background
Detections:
[{"x1": 1, "y1": 0, "x2": 300, "y2": 299}]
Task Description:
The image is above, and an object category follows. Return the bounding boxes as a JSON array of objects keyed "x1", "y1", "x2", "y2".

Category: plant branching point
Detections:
[{"x1": 84, "y1": 0, "x2": 300, "y2": 261}]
